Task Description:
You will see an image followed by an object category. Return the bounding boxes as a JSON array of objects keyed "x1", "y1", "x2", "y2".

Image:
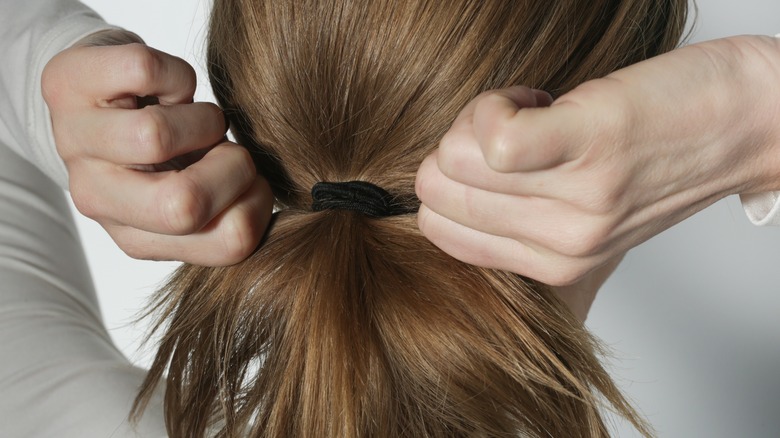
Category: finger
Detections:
[
  {"x1": 437, "y1": 126, "x2": 568, "y2": 198},
  {"x1": 59, "y1": 43, "x2": 197, "y2": 105},
  {"x1": 106, "y1": 177, "x2": 274, "y2": 266},
  {"x1": 64, "y1": 102, "x2": 226, "y2": 164},
  {"x1": 471, "y1": 87, "x2": 583, "y2": 173},
  {"x1": 417, "y1": 205, "x2": 592, "y2": 286},
  {"x1": 449, "y1": 86, "x2": 548, "y2": 130},
  {"x1": 416, "y1": 153, "x2": 608, "y2": 258},
  {"x1": 71, "y1": 142, "x2": 256, "y2": 235}
]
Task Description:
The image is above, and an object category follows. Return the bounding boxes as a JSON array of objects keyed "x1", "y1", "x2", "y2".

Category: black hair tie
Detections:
[{"x1": 311, "y1": 181, "x2": 416, "y2": 218}]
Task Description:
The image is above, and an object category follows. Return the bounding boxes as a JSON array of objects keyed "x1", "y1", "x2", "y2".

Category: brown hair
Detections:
[{"x1": 133, "y1": 1, "x2": 687, "y2": 436}]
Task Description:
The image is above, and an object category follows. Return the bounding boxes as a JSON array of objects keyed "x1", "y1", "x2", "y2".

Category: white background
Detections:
[{"x1": 76, "y1": 1, "x2": 780, "y2": 436}]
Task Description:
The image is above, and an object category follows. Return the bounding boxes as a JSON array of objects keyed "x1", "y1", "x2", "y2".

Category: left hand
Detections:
[{"x1": 43, "y1": 30, "x2": 274, "y2": 266}]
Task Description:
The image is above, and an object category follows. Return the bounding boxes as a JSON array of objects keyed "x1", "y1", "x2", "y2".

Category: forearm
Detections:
[
  {"x1": 710, "y1": 36, "x2": 780, "y2": 195},
  {"x1": 0, "y1": 0, "x2": 122, "y2": 189},
  {"x1": 595, "y1": 34, "x2": 780, "y2": 227},
  {"x1": 727, "y1": 35, "x2": 780, "y2": 225},
  {"x1": 691, "y1": 34, "x2": 780, "y2": 225}
]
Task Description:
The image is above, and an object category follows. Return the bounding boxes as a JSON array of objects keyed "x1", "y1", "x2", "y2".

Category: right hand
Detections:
[
  {"x1": 42, "y1": 30, "x2": 273, "y2": 266},
  {"x1": 416, "y1": 35, "x2": 780, "y2": 286}
]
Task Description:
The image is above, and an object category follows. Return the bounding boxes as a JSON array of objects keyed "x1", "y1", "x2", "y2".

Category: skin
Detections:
[
  {"x1": 42, "y1": 30, "x2": 274, "y2": 266},
  {"x1": 416, "y1": 35, "x2": 780, "y2": 292},
  {"x1": 43, "y1": 32, "x2": 780, "y2": 318}
]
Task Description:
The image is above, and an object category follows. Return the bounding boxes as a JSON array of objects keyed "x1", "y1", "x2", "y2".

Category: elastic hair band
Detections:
[{"x1": 311, "y1": 181, "x2": 417, "y2": 218}]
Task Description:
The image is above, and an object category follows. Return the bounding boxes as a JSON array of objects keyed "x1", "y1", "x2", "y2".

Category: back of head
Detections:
[{"x1": 134, "y1": 1, "x2": 687, "y2": 437}]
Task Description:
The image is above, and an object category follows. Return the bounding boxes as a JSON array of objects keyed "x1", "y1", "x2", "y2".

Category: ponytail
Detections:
[{"x1": 133, "y1": 0, "x2": 688, "y2": 436}]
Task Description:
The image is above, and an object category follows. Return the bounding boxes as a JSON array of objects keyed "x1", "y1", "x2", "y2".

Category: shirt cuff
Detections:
[{"x1": 741, "y1": 192, "x2": 780, "y2": 226}]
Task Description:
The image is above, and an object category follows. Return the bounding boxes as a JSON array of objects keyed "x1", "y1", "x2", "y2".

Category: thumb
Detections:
[{"x1": 472, "y1": 85, "x2": 586, "y2": 172}]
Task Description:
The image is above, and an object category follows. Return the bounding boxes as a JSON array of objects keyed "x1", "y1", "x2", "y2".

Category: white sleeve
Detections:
[
  {"x1": 0, "y1": 139, "x2": 167, "y2": 437},
  {"x1": 740, "y1": 192, "x2": 780, "y2": 226},
  {"x1": 0, "y1": 0, "x2": 121, "y2": 190},
  {"x1": 0, "y1": 140, "x2": 167, "y2": 437},
  {"x1": 0, "y1": 2, "x2": 167, "y2": 436}
]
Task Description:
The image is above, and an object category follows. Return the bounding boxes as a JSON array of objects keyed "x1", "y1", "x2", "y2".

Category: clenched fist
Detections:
[
  {"x1": 43, "y1": 30, "x2": 273, "y2": 266},
  {"x1": 417, "y1": 36, "x2": 780, "y2": 287}
]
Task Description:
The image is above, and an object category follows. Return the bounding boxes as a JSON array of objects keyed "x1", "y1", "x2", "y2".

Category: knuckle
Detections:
[
  {"x1": 576, "y1": 170, "x2": 628, "y2": 215},
  {"x1": 134, "y1": 107, "x2": 173, "y2": 162},
  {"x1": 525, "y1": 257, "x2": 592, "y2": 287},
  {"x1": 482, "y1": 91, "x2": 513, "y2": 106},
  {"x1": 549, "y1": 222, "x2": 611, "y2": 258},
  {"x1": 481, "y1": 129, "x2": 515, "y2": 172},
  {"x1": 473, "y1": 103, "x2": 517, "y2": 173},
  {"x1": 121, "y1": 246, "x2": 146, "y2": 261},
  {"x1": 590, "y1": 186, "x2": 623, "y2": 215},
  {"x1": 468, "y1": 90, "x2": 493, "y2": 108},
  {"x1": 68, "y1": 173, "x2": 101, "y2": 219},
  {"x1": 124, "y1": 43, "x2": 160, "y2": 88},
  {"x1": 544, "y1": 265, "x2": 590, "y2": 287},
  {"x1": 416, "y1": 205, "x2": 436, "y2": 238},
  {"x1": 113, "y1": 233, "x2": 149, "y2": 260},
  {"x1": 414, "y1": 155, "x2": 437, "y2": 201},
  {"x1": 414, "y1": 174, "x2": 426, "y2": 201},
  {"x1": 181, "y1": 63, "x2": 197, "y2": 99},
  {"x1": 157, "y1": 177, "x2": 208, "y2": 235},
  {"x1": 436, "y1": 132, "x2": 467, "y2": 179},
  {"x1": 219, "y1": 210, "x2": 258, "y2": 265},
  {"x1": 570, "y1": 230, "x2": 607, "y2": 257},
  {"x1": 70, "y1": 189, "x2": 100, "y2": 219}
]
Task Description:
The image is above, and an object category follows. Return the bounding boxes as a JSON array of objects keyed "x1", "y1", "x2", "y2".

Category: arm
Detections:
[
  {"x1": 737, "y1": 33, "x2": 780, "y2": 227},
  {"x1": 0, "y1": 134, "x2": 168, "y2": 438},
  {"x1": 416, "y1": 35, "x2": 780, "y2": 287},
  {"x1": 0, "y1": 3, "x2": 167, "y2": 435}
]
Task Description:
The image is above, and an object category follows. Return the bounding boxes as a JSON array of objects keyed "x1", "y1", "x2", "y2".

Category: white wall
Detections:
[
  {"x1": 75, "y1": 1, "x2": 780, "y2": 436},
  {"x1": 591, "y1": 2, "x2": 780, "y2": 436}
]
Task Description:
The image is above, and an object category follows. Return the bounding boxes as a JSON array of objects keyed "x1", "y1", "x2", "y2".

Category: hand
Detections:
[
  {"x1": 416, "y1": 36, "x2": 780, "y2": 286},
  {"x1": 42, "y1": 30, "x2": 273, "y2": 266}
]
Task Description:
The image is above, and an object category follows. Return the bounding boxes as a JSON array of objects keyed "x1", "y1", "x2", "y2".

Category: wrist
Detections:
[{"x1": 709, "y1": 35, "x2": 780, "y2": 195}]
